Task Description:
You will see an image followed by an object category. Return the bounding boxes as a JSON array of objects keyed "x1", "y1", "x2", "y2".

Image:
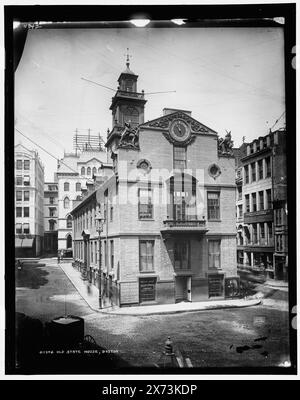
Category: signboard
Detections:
[
  {"x1": 208, "y1": 274, "x2": 224, "y2": 298},
  {"x1": 139, "y1": 277, "x2": 156, "y2": 302}
]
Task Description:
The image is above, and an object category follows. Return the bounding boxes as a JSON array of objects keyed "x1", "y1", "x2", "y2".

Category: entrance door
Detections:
[{"x1": 175, "y1": 276, "x2": 190, "y2": 302}]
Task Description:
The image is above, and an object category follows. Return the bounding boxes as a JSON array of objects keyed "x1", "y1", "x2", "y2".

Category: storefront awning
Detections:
[
  {"x1": 15, "y1": 238, "x2": 22, "y2": 247},
  {"x1": 22, "y1": 238, "x2": 34, "y2": 248}
]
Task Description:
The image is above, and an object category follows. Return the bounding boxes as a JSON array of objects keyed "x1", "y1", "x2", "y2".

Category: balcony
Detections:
[
  {"x1": 161, "y1": 219, "x2": 208, "y2": 234},
  {"x1": 115, "y1": 89, "x2": 145, "y2": 100}
]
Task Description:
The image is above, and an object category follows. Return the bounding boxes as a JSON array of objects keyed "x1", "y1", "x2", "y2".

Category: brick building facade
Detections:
[{"x1": 70, "y1": 60, "x2": 238, "y2": 307}]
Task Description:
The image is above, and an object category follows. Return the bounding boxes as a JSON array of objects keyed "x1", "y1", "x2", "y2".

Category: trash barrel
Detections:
[{"x1": 47, "y1": 315, "x2": 84, "y2": 347}]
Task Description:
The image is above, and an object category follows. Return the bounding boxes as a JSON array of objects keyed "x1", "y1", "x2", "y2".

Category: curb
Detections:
[{"x1": 96, "y1": 299, "x2": 262, "y2": 316}]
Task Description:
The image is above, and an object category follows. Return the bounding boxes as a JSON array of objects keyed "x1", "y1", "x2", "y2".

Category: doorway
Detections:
[{"x1": 175, "y1": 276, "x2": 191, "y2": 303}]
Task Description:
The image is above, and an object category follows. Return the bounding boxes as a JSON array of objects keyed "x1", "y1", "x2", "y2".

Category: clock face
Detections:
[{"x1": 170, "y1": 119, "x2": 190, "y2": 142}]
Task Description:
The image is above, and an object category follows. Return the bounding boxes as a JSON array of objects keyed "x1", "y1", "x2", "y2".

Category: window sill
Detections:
[
  {"x1": 138, "y1": 218, "x2": 155, "y2": 221},
  {"x1": 208, "y1": 219, "x2": 221, "y2": 222},
  {"x1": 139, "y1": 271, "x2": 156, "y2": 274}
]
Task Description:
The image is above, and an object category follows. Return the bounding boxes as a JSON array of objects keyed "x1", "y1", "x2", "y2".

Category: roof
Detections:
[{"x1": 120, "y1": 65, "x2": 136, "y2": 76}]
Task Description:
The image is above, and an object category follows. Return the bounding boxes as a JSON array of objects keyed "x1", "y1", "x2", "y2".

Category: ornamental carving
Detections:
[
  {"x1": 117, "y1": 121, "x2": 140, "y2": 150},
  {"x1": 148, "y1": 111, "x2": 209, "y2": 134},
  {"x1": 218, "y1": 130, "x2": 234, "y2": 155},
  {"x1": 162, "y1": 130, "x2": 197, "y2": 146}
]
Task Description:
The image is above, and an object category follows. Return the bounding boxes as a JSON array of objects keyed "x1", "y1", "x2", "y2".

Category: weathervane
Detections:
[{"x1": 124, "y1": 47, "x2": 132, "y2": 68}]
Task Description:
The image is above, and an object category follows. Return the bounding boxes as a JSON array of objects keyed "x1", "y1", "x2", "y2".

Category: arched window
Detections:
[
  {"x1": 64, "y1": 182, "x2": 70, "y2": 191},
  {"x1": 168, "y1": 174, "x2": 197, "y2": 221},
  {"x1": 81, "y1": 167, "x2": 85, "y2": 176},
  {"x1": 87, "y1": 167, "x2": 91, "y2": 176},
  {"x1": 64, "y1": 197, "x2": 70, "y2": 209},
  {"x1": 123, "y1": 106, "x2": 139, "y2": 127},
  {"x1": 92, "y1": 167, "x2": 97, "y2": 176},
  {"x1": 76, "y1": 182, "x2": 81, "y2": 192},
  {"x1": 67, "y1": 215, "x2": 72, "y2": 228}
]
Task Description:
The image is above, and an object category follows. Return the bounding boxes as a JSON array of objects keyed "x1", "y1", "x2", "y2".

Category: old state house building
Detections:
[{"x1": 71, "y1": 59, "x2": 238, "y2": 307}]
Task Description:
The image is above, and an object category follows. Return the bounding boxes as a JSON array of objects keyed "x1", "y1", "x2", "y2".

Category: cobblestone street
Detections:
[{"x1": 16, "y1": 259, "x2": 291, "y2": 370}]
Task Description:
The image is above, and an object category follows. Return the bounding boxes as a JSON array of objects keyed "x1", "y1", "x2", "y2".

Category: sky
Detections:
[{"x1": 15, "y1": 26, "x2": 286, "y2": 181}]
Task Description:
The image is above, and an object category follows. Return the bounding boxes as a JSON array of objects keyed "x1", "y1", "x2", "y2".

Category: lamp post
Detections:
[{"x1": 95, "y1": 212, "x2": 104, "y2": 309}]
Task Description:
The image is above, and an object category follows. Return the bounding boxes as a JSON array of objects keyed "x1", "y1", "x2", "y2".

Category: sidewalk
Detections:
[
  {"x1": 59, "y1": 262, "x2": 261, "y2": 316},
  {"x1": 264, "y1": 280, "x2": 288, "y2": 290}
]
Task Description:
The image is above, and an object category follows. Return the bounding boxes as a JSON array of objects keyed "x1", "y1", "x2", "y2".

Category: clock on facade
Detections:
[{"x1": 169, "y1": 119, "x2": 191, "y2": 142}]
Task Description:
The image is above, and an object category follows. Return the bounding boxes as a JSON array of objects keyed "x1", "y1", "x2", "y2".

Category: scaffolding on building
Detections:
[{"x1": 73, "y1": 129, "x2": 106, "y2": 154}]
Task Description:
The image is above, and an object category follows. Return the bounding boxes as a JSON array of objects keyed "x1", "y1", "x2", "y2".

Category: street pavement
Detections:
[{"x1": 15, "y1": 257, "x2": 291, "y2": 370}]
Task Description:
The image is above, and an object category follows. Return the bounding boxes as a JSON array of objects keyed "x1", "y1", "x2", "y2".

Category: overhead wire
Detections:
[{"x1": 15, "y1": 127, "x2": 94, "y2": 181}]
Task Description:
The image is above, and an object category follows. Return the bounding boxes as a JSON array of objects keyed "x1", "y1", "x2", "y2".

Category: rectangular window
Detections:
[
  {"x1": 110, "y1": 240, "x2": 114, "y2": 269},
  {"x1": 110, "y1": 206, "x2": 113, "y2": 222},
  {"x1": 16, "y1": 191, "x2": 22, "y2": 201},
  {"x1": 23, "y1": 223, "x2": 30, "y2": 234},
  {"x1": 104, "y1": 240, "x2": 108, "y2": 267},
  {"x1": 207, "y1": 192, "x2": 220, "y2": 220},
  {"x1": 238, "y1": 205, "x2": 243, "y2": 218},
  {"x1": 16, "y1": 207, "x2": 22, "y2": 217},
  {"x1": 139, "y1": 240, "x2": 154, "y2": 272},
  {"x1": 251, "y1": 162, "x2": 256, "y2": 182},
  {"x1": 24, "y1": 191, "x2": 30, "y2": 201},
  {"x1": 138, "y1": 188, "x2": 153, "y2": 219},
  {"x1": 174, "y1": 241, "x2": 190, "y2": 270},
  {"x1": 244, "y1": 165, "x2": 249, "y2": 184},
  {"x1": 267, "y1": 222, "x2": 273, "y2": 240},
  {"x1": 23, "y1": 207, "x2": 29, "y2": 217},
  {"x1": 237, "y1": 186, "x2": 242, "y2": 200},
  {"x1": 245, "y1": 194, "x2": 250, "y2": 212},
  {"x1": 266, "y1": 157, "x2": 271, "y2": 177},
  {"x1": 16, "y1": 223, "x2": 22, "y2": 234},
  {"x1": 24, "y1": 160, "x2": 30, "y2": 170},
  {"x1": 252, "y1": 224, "x2": 258, "y2": 244},
  {"x1": 252, "y1": 193, "x2": 257, "y2": 212},
  {"x1": 266, "y1": 189, "x2": 272, "y2": 209},
  {"x1": 16, "y1": 176, "x2": 22, "y2": 185},
  {"x1": 16, "y1": 160, "x2": 23, "y2": 170},
  {"x1": 260, "y1": 223, "x2": 265, "y2": 240},
  {"x1": 49, "y1": 197, "x2": 54, "y2": 205},
  {"x1": 173, "y1": 146, "x2": 186, "y2": 170},
  {"x1": 259, "y1": 191, "x2": 264, "y2": 210},
  {"x1": 258, "y1": 160, "x2": 263, "y2": 180},
  {"x1": 208, "y1": 240, "x2": 221, "y2": 269},
  {"x1": 23, "y1": 175, "x2": 30, "y2": 186}
]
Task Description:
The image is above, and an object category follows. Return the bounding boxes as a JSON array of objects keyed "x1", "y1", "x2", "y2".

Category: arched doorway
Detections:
[{"x1": 66, "y1": 234, "x2": 73, "y2": 257}]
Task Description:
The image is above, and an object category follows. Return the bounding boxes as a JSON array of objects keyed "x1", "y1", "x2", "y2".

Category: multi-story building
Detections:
[
  {"x1": 56, "y1": 147, "x2": 108, "y2": 255},
  {"x1": 272, "y1": 128, "x2": 288, "y2": 280},
  {"x1": 71, "y1": 59, "x2": 238, "y2": 307},
  {"x1": 15, "y1": 143, "x2": 44, "y2": 257},
  {"x1": 235, "y1": 129, "x2": 287, "y2": 280},
  {"x1": 43, "y1": 181, "x2": 59, "y2": 255}
]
